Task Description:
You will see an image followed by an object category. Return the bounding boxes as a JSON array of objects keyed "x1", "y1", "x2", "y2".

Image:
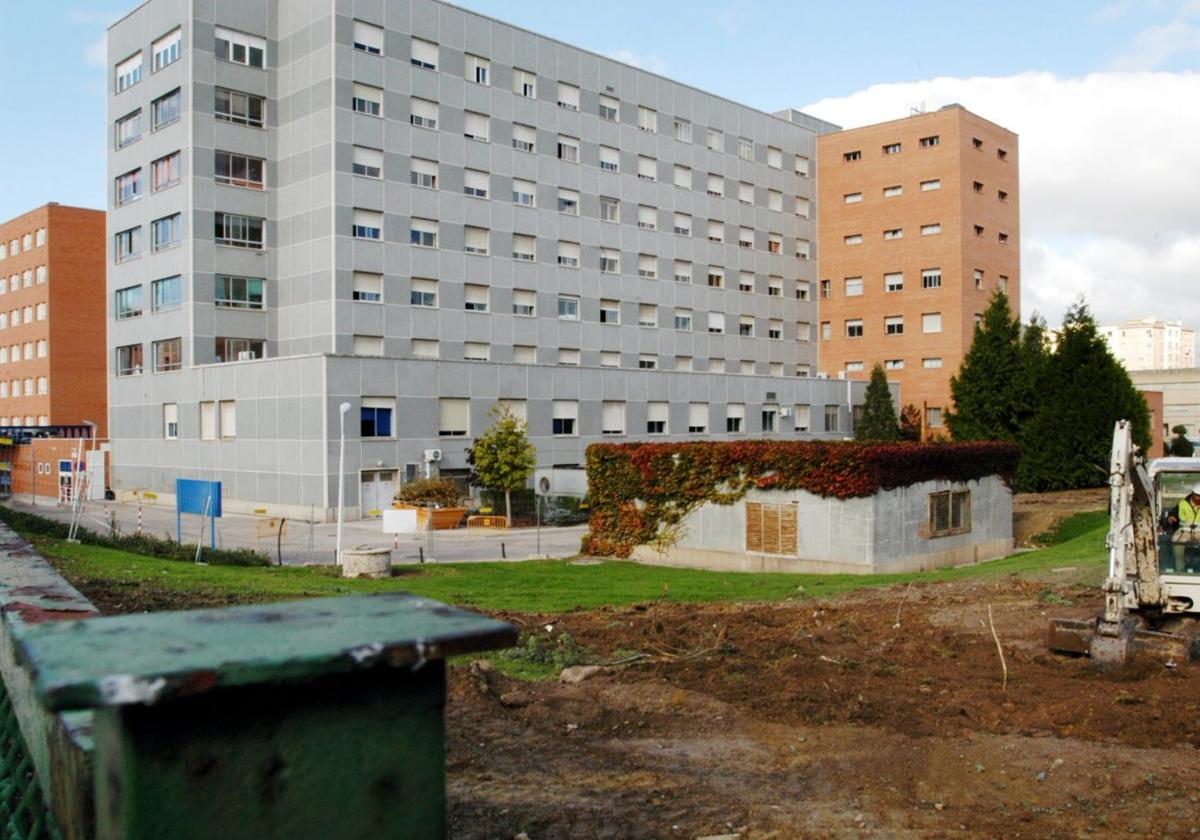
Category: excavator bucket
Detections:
[{"x1": 1048, "y1": 616, "x2": 1194, "y2": 665}]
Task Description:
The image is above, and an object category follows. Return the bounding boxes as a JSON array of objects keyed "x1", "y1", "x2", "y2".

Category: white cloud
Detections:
[
  {"x1": 1113, "y1": 18, "x2": 1200, "y2": 68},
  {"x1": 606, "y1": 49, "x2": 667, "y2": 76},
  {"x1": 802, "y1": 70, "x2": 1200, "y2": 327},
  {"x1": 84, "y1": 35, "x2": 107, "y2": 68},
  {"x1": 716, "y1": 4, "x2": 748, "y2": 35}
]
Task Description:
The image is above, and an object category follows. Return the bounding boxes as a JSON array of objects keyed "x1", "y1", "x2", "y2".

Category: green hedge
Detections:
[{"x1": 0, "y1": 506, "x2": 269, "y2": 567}]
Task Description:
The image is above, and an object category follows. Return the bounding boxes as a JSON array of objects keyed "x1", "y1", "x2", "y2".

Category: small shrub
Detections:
[
  {"x1": 496, "y1": 629, "x2": 592, "y2": 671},
  {"x1": 394, "y1": 478, "x2": 461, "y2": 508}
]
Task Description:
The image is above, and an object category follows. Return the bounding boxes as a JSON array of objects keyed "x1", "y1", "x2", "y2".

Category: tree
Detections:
[
  {"x1": 466, "y1": 405, "x2": 537, "y2": 524},
  {"x1": 946, "y1": 291, "x2": 1023, "y2": 441},
  {"x1": 855, "y1": 364, "x2": 900, "y2": 440},
  {"x1": 1170, "y1": 425, "x2": 1195, "y2": 457},
  {"x1": 1015, "y1": 299, "x2": 1152, "y2": 491},
  {"x1": 899, "y1": 404, "x2": 923, "y2": 441}
]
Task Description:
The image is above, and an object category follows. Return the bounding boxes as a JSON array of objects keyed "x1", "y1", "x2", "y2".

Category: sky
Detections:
[{"x1": 1, "y1": 0, "x2": 1198, "y2": 329}]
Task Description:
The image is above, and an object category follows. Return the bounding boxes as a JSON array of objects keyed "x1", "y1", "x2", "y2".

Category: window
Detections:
[
  {"x1": 709, "y1": 358, "x2": 725, "y2": 373},
  {"x1": 921, "y1": 223, "x2": 941, "y2": 236},
  {"x1": 638, "y1": 304, "x2": 657, "y2": 327},
  {"x1": 353, "y1": 272, "x2": 382, "y2": 303},
  {"x1": 410, "y1": 278, "x2": 437, "y2": 308},
  {"x1": 843, "y1": 150, "x2": 861, "y2": 162},
  {"x1": 552, "y1": 401, "x2": 578, "y2": 436},
  {"x1": 217, "y1": 401, "x2": 237, "y2": 438},
  {"x1": 638, "y1": 205, "x2": 657, "y2": 230},
  {"x1": 823, "y1": 405, "x2": 839, "y2": 432},
  {"x1": 116, "y1": 53, "x2": 143, "y2": 93},
  {"x1": 844, "y1": 234, "x2": 863, "y2": 245},
  {"x1": 599, "y1": 145, "x2": 619, "y2": 172},
  {"x1": 512, "y1": 234, "x2": 536, "y2": 262},
  {"x1": 846, "y1": 319, "x2": 863, "y2": 338},
  {"x1": 602, "y1": 402, "x2": 625, "y2": 435},
  {"x1": 706, "y1": 129, "x2": 723, "y2": 151},
  {"x1": 555, "y1": 188, "x2": 580, "y2": 215},
  {"x1": 997, "y1": 148, "x2": 1008, "y2": 161},
  {"x1": 738, "y1": 227, "x2": 754, "y2": 249},
  {"x1": 600, "y1": 196, "x2": 620, "y2": 223},
  {"x1": 921, "y1": 268, "x2": 942, "y2": 289},
  {"x1": 885, "y1": 316, "x2": 904, "y2": 336},
  {"x1": 646, "y1": 402, "x2": 668, "y2": 434},
  {"x1": 149, "y1": 89, "x2": 182, "y2": 132},
  {"x1": 163, "y1": 404, "x2": 178, "y2": 440},
  {"x1": 410, "y1": 218, "x2": 437, "y2": 248},
  {"x1": 707, "y1": 220, "x2": 724, "y2": 243},
  {"x1": 463, "y1": 111, "x2": 489, "y2": 142},
  {"x1": 707, "y1": 312, "x2": 725, "y2": 334},
  {"x1": 557, "y1": 295, "x2": 579, "y2": 320},
  {"x1": 513, "y1": 68, "x2": 536, "y2": 98},
  {"x1": 412, "y1": 339, "x2": 439, "y2": 359},
  {"x1": 767, "y1": 147, "x2": 782, "y2": 168},
  {"x1": 464, "y1": 284, "x2": 489, "y2": 312},
  {"x1": 215, "y1": 275, "x2": 265, "y2": 309},
  {"x1": 974, "y1": 269, "x2": 984, "y2": 289},
  {"x1": 738, "y1": 182, "x2": 754, "y2": 204},
  {"x1": 35, "y1": 303, "x2": 45, "y2": 322},
  {"x1": 353, "y1": 147, "x2": 384, "y2": 179},
  {"x1": 215, "y1": 88, "x2": 264, "y2": 127},
  {"x1": 200, "y1": 402, "x2": 216, "y2": 439},
  {"x1": 768, "y1": 233, "x2": 782, "y2": 254},
  {"x1": 795, "y1": 196, "x2": 810, "y2": 218},
  {"x1": 999, "y1": 275, "x2": 1009, "y2": 293},
  {"x1": 739, "y1": 316, "x2": 754, "y2": 337},
  {"x1": 115, "y1": 110, "x2": 141, "y2": 148},
  {"x1": 557, "y1": 348, "x2": 579, "y2": 366},
  {"x1": 215, "y1": 337, "x2": 265, "y2": 361},
  {"x1": 845, "y1": 277, "x2": 864, "y2": 297},
  {"x1": 920, "y1": 179, "x2": 940, "y2": 191},
  {"x1": 465, "y1": 54, "x2": 490, "y2": 85},
  {"x1": 883, "y1": 185, "x2": 903, "y2": 198},
  {"x1": 796, "y1": 280, "x2": 811, "y2": 301},
  {"x1": 352, "y1": 335, "x2": 383, "y2": 356},
  {"x1": 352, "y1": 83, "x2": 382, "y2": 116},
  {"x1": 673, "y1": 165, "x2": 691, "y2": 189},
  {"x1": 884, "y1": 228, "x2": 903, "y2": 240},
  {"x1": 768, "y1": 190, "x2": 783, "y2": 212},
  {"x1": 353, "y1": 20, "x2": 384, "y2": 55},
  {"x1": 115, "y1": 286, "x2": 143, "y2": 319},
  {"x1": 464, "y1": 226, "x2": 489, "y2": 255},
  {"x1": 36, "y1": 340, "x2": 46, "y2": 358},
  {"x1": 768, "y1": 319, "x2": 783, "y2": 340},
  {"x1": 673, "y1": 260, "x2": 692, "y2": 284},
  {"x1": 922, "y1": 313, "x2": 943, "y2": 333},
  {"x1": 738, "y1": 272, "x2": 754, "y2": 292},
  {"x1": 928, "y1": 490, "x2": 970, "y2": 536},
  {"x1": 671, "y1": 213, "x2": 692, "y2": 238},
  {"x1": 707, "y1": 173, "x2": 724, "y2": 197},
  {"x1": 920, "y1": 135, "x2": 940, "y2": 148},
  {"x1": 600, "y1": 299, "x2": 620, "y2": 324},
  {"x1": 638, "y1": 254, "x2": 657, "y2": 279},
  {"x1": 684, "y1": 403, "x2": 708, "y2": 435},
  {"x1": 999, "y1": 232, "x2": 1009, "y2": 244},
  {"x1": 35, "y1": 266, "x2": 45, "y2": 284},
  {"x1": 360, "y1": 397, "x2": 394, "y2": 438},
  {"x1": 974, "y1": 225, "x2": 985, "y2": 236},
  {"x1": 761, "y1": 407, "x2": 778, "y2": 433},
  {"x1": 152, "y1": 275, "x2": 181, "y2": 311},
  {"x1": 462, "y1": 169, "x2": 488, "y2": 198},
  {"x1": 745, "y1": 501, "x2": 798, "y2": 555},
  {"x1": 923, "y1": 357, "x2": 943, "y2": 369},
  {"x1": 116, "y1": 343, "x2": 143, "y2": 376},
  {"x1": 674, "y1": 309, "x2": 693, "y2": 331},
  {"x1": 885, "y1": 272, "x2": 903, "y2": 292},
  {"x1": 557, "y1": 135, "x2": 579, "y2": 162},
  {"x1": 601, "y1": 351, "x2": 619, "y2": 368},
  {"x1": 883, "y1": 142, "x2": 901, "y2": 155},
  {"x1": 151, "y1": 214, "x2": 182, "y2": 252},
  {"x1": 214, "y1": 151, "x2": 268, "y2": 191},
  {"x1": 215, "y1": 27, "x2": 265, "y2": 68},
  {"x1": 637, "y1": 106, "x2": 657, "y2": 133},
  {"x1": 115, "y1": 227, "x2": 141, "y2": 262},
  {"x1": 726, "y1": 404, "x2": 744, "y2": 433},
  {"x1": 972, "y1": 137, "x2": 983, "y2": 150},
  {"x1": 410, "y1": 98, "x2": 437, "y2": 129},
  {"x1": 637, "y1": 156, "x2": 656, "y2": 181},
  {"x1": 512, "y1": 179, "x2": 535, "y2": 207},
  {"x1": 153, "y1": 338, "x2": 182, "y2": 372},
  {"x1": 464, "y1": 343, "x2": 490, "y2": 362},
  {"x1": 737, "y1": 137, "x2": 754, "y2": 160},
  {"x1": 768, "y1": 276, "x2": 783, "y2": 297},
  {"x1": 673, "y1": 119, "x2": 691, "y2": 142},
  {"x1": 115, "y1": 169, "x2": 142, "y2": 206},
  {"x1": 999, "y1": 190, "x2": 1009, "y2": 202},
  {"x1": 541, "y1": 237, "x2": 576, "y2": 268},
  {"x1": 557, "y1": 82, "x2": 579, "y2": 111},
  {"x1": 498, "y1": 400, "x2": 527, "y2": 423},
  {"x1": 797, "y1": 322, "x2": 811, "y2": 343},
  {"x1": 973, "y1": 181, "x2": 984, "y2": 194},
  {"x1": 410, "y1": 38, "x2": 438, "y2": 70},
  {"x1": 844, "y1": 192, "x2": 862, "y2": 204},
  {"x1": 152, "y1": 28, "x2": 182, "y2": 71},
  {"x1": 353, "y1": 209, "x2": 383, "y2": 240},
  {"x1": 708, "y1": 268, "x2": 725, "y2": 289}
]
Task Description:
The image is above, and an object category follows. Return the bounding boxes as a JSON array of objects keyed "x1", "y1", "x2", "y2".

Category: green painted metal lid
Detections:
[{"x1": 17, "y1": 593, "x2": 516, "y2": 711}]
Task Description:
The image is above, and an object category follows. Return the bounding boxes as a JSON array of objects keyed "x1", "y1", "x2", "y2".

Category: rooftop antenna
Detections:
[{"x1": 909, "y1": 102, "x2": 926, "y2": 116}]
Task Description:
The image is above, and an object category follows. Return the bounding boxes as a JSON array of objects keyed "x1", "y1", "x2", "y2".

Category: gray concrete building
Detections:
[{"x1": 106, "y1": 0, "x2": 867, "y2": 519}]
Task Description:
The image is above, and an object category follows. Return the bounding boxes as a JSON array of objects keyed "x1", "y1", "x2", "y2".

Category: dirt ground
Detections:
[
  {"x1": 1012, "y1": 488, "x2": 1109, "y2": 547},
  {"x1": 449, "y1": 578, "x2": 1200, "y2": 839}
]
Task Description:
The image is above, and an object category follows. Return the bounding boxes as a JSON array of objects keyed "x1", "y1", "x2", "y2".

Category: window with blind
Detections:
[
  {"x1": 928, "y1": 490, "x2": 971, "y2": 537},
  {"x1": 745, "y1": 501, "x2": 798, "y2": 555}
]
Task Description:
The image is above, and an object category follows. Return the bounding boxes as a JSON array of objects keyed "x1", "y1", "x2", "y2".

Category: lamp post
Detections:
[{"x1": 335, "y1": 401, "x2": 352, "y2": 564}]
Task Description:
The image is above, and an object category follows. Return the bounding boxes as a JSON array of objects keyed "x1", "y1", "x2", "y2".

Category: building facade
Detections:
[
  {"x1": 815, "y1": 106, "x2": 1020, "y2": 433},
  {"x1": 1100, "y1": 317, "x2": 1195, "y2": 372},
  {"x1": 106, "y1": 0, "x2": 868, "y2": 519},
  {"x1": 0, "y1": 205, "x2": 107, "y2": 434},
  {"x1": 1130, "y1": 369, "x2": 1200, "y2": 445}
]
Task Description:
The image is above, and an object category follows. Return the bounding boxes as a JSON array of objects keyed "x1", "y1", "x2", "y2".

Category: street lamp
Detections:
[{"x1": 335, "y1": 401, "x2": 352, "y2": 563}]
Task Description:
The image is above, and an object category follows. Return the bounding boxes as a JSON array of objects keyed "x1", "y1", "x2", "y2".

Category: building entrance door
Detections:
[{"x1": 360, "y1": 469, "x2": 396, "y2": 517}]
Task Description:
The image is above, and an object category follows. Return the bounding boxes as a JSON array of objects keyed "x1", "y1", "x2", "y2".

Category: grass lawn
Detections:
[{"x1": 26, "y1": 510, "x2": 1110, "y2": 615}]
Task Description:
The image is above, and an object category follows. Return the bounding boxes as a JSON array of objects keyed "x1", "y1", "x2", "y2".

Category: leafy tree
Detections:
[
  {"x1": 1015, "y1": 299, "x2": 1151, "y2": 491},
  {"x1": 466, "y1": 405, "x2": 537, "y2": 524},
  {"x1": 855, "y1": 364, "x2": 900, "y2": 440},
  {"x1": 1170, "y1": 425, "x2": 1195, "y2": 457},
  {"x1": 946, "y1": 291, "x2": 1024, "y2": 441},
  {"x1": 899, "y1": 404, "x2": 923, "y2": 441}
]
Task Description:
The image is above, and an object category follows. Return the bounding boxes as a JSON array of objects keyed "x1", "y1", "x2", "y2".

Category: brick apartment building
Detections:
[
  {"x1": 815, "y1": 105, "x2": 1020, "y2": 434},
  {"x1": 0, "y1": 204, "x2": 108, "y2": 434}
]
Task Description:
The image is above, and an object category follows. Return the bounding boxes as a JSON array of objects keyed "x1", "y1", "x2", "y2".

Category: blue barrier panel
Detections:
[{"x1": 175, "y1": 479, "x2": 222, "y2": 548}]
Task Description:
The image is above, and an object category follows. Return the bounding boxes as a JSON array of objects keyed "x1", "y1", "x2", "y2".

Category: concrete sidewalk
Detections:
[{"x1": 5, "y1": 497, "x2": 587, "y2": 566}]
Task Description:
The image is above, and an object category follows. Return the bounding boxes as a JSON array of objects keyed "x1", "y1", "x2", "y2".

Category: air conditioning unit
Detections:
[
  {"x1": 779, "y1": 407, "x2": 792, "y2": 417},
  {"x1": 836, "y1": 371, "x2": 846, "y2": 380},
  {"x1": 237, "y1": 350, "x2": 257, "y2": 361},
  {"x1": 815, "y1": 372, "x2": 829, "y2": 379},
  {"x1": 423, "y1": 449, "x2": 442, "y2": 463}
]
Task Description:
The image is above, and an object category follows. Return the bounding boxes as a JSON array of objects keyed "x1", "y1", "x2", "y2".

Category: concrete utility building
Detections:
[
  {"x1": 0, "y1": 205, "x2": 107, "y2": 434},
  {"x1": 815, "y1": 106, "x2": 1020, "y2": 435},
  {"x1": 105, "y1": 0, "x2": 870, "y2": 519},
  {"x1": 1100, "y1": 317, "x2": 1195, "y2": 372}
]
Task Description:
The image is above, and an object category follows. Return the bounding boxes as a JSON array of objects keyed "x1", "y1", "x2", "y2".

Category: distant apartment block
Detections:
[
  {"x1": 106, "y1": 0, "x2": 868, "y2": 519},
  {"x1": 1100, "y1": 317, "x2": 1195, "y2": 372},
  {"x1": 0, "y1": 204, "x2": 107, "y2": 433},
  {"x1": 815, "y1": 106, "x2": 1020, "y2": 434}
]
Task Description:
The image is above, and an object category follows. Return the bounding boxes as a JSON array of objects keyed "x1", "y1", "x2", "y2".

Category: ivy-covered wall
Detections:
[{"x1": 585, "y1": 440, "x2": 1021, "y2": 557}]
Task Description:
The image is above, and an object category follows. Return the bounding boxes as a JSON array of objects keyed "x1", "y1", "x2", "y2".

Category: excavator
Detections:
[{"x1": 1048, "y1": 420, "x2": 1200, "y2": 664}]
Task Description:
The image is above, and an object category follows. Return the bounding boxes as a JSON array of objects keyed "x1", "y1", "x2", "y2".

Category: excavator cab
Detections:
[{"x1": 1154, "y1": 468, "x2": 1200, "y2": 575}]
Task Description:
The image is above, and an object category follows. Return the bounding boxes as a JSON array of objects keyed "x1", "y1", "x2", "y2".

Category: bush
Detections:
[
  {"x1": 394, "y1": 478, "x2": 461, "y2": 508},
  {"x1": 0, "y1": 506, "x2": 269, "y2": 566}
]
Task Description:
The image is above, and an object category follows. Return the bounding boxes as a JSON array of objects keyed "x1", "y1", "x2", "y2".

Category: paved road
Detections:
[{"x1": 6, "y1": 497, "x2": 587, "y2": 566}]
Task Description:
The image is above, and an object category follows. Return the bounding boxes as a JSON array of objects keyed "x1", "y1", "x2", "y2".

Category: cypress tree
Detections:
[
  {"x1": 855, "y1": 364, "x2": 900, "y2": 441},
  {"x1": 946, "y1": 291, "x2": 1023, "y2": 441},
  {"x1": 1015, "y1": 299, "x2": 1152, "y2": 491}
]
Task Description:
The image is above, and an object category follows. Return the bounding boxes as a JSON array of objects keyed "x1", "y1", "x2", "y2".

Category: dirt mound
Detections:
[{"x1": 448, "y1": 578, "x2": 1200, "y2": 838}]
